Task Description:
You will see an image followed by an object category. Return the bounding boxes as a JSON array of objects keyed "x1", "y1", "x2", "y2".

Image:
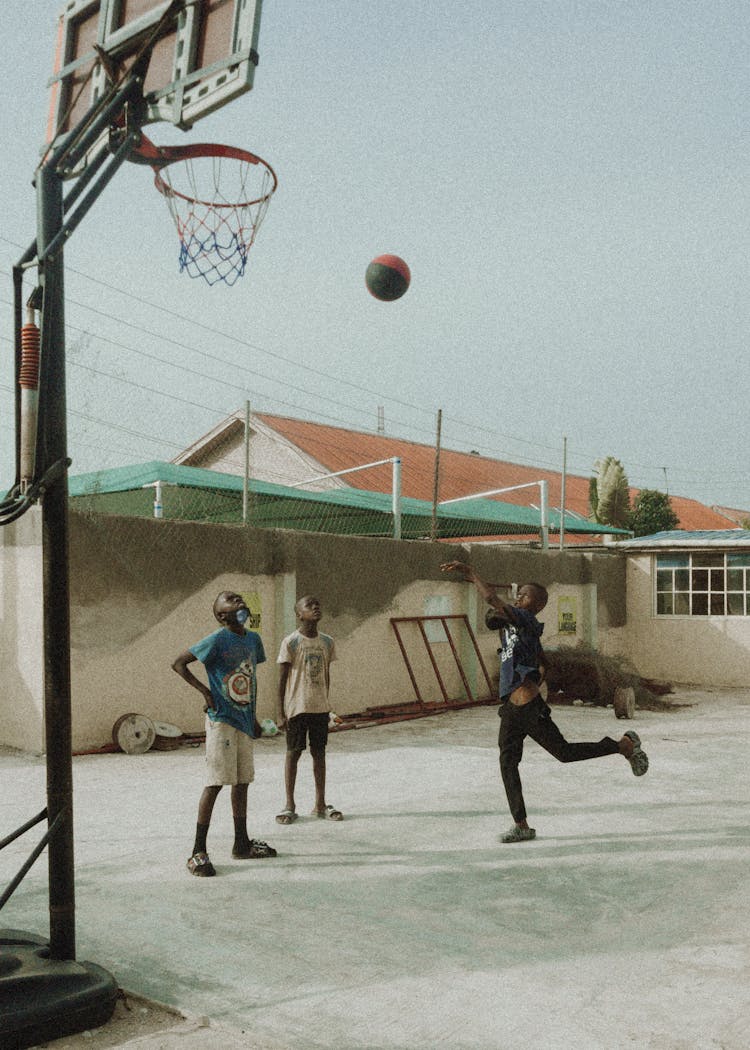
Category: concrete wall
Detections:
[
  {"x1": 0, "y1": 509, "x2": 45, "y2": 752},
  {"x1": 0, "y1": 509, "x2": 628, "y2": 753},
  {"x1": 625, "y1": 553, "x2": 750, "y2": 686}
]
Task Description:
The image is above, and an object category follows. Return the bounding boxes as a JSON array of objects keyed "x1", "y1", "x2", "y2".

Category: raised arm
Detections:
[{"x1": 440, "y1": 560, "x2": 517, "y2": 622}]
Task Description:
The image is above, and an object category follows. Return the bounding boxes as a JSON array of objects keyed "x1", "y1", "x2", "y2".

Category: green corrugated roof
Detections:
[{"x1": 68, "y1": 461, "x2": 628, "y2": 538}]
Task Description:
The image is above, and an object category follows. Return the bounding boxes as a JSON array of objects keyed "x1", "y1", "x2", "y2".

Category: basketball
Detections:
[{"x1": 365, "y1": 254, "x2": 411, "y2": 301}]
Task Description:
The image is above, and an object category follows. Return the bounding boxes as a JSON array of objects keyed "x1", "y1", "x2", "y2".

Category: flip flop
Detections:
[
  {"x1": 187, "y1": 851, "x2": 216, "y2": 877},
  {"x1": 275, "y1": 809, "x2": 298, "y2": 825},
  {"x1": 313, "y1": 805, "x2": 344, "y2": 821}
]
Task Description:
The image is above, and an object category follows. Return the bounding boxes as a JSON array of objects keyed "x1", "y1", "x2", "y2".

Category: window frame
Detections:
[{"x1": 654, "y1": 550, "x2": 750, "y2": 618}]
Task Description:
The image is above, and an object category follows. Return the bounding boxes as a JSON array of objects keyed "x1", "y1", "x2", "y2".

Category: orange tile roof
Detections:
[
  {"x1": 256, "y1": 413, "x2": 735, "y2": 533},
  {"x1": 668, "y1": 496, "x2": 738, "y2": 530},
  {"x1": 712, "y1": 505, "x2": 750, "y2": 525}
]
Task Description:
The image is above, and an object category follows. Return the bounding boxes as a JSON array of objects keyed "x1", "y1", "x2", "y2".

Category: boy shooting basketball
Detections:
[
  {"x1": 440, "y1": 561, "x2": 648, "y2": 843},
  {"x1": 172, "y1": 590, "x2": 277, "y2": 876}
]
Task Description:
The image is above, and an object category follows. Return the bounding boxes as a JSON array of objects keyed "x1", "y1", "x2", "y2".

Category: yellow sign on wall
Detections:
[
  {"x1": 241, "y1": 592, "x2": 262, "y2": 631},
  {"x1": 558, "y1": 595, "x2": 577, "y2": 636}
]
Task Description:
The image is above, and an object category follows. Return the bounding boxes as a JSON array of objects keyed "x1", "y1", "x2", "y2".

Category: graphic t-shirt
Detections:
[
  {"x1": 498, "y1": 608, "x2": 544, "y2": 698},
  {"x1": 277, "y1": 630, "x2": 336, "y2": 720},
  {"x1": 189, "y1": 628, "x2": 266, "y2": 737}
]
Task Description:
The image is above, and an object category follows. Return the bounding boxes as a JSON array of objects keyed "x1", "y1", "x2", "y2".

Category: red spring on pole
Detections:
[{"x1": 20, "y1": 322, "x2": 40, "y2": 390}]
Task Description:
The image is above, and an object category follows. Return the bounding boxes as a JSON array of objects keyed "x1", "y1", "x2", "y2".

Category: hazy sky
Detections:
[{"x1": 2, "y1": 1, "x2": 748, "y2": 509}]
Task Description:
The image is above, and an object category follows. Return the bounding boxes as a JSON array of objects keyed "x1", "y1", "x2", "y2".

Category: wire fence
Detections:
[{"x1": 68, "y1": 464, "x2": 622, "y2": 544}]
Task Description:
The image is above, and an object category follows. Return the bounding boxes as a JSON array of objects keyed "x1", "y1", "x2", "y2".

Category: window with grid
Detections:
[{"x1": 655, "y1": 552, "x2": 750, "y2": 616}]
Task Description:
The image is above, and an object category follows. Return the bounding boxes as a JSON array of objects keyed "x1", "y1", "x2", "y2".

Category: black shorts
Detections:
[{"x1": 286, "y1": 712, "x2": 329, "y2": 752}]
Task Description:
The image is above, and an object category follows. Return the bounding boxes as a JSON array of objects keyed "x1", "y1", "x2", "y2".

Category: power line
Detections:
[
  {"x1": 1, "y1": 244, "x2": 748, "y2": 499},
  {"x1": 0, "y1": 247, "x2": 606, "y2": 460}
]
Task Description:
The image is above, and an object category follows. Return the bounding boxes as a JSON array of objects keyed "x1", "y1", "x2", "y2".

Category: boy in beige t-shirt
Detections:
[{"x1": 275, "y1": 595, "x2": 343, "y2": 824}]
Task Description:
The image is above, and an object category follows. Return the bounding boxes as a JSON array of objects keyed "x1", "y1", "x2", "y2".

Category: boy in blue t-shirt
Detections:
[
  {"x1": 441, "y1": 561, "x2": 648, "y2": 843},
  {"x1": 172, "y1": 590, "x2": 277, "y2": 876}
]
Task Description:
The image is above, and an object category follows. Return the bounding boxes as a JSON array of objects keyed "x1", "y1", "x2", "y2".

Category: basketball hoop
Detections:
[{"x1": 133, "y1": 137, "x2": 278, "y2": 286}]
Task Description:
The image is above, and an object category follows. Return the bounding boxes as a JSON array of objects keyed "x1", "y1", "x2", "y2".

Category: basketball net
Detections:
[{"x1": 140, "y1": 141, "x2": 278, "y2": 286}]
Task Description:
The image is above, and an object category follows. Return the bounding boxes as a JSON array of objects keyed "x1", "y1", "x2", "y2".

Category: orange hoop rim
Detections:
[{"x1": 131, "y1": 135, "x2": 278, "y2": 209}]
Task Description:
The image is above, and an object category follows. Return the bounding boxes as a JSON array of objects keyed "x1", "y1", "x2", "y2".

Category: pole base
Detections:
[{"x1": 0, "y1": 930, "x2": 117, "y2": 1050}]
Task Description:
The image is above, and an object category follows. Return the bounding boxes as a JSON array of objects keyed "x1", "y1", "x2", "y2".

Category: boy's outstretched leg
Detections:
[{"x1": 527, "y1": 698, "x2": 649, "y2": 776}]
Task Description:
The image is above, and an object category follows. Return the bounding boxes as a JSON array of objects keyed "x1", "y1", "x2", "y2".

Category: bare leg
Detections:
[
  {"x1": 280, "y1": 750, "x2": 302, "y2": 816},
  {"x1": 196, "y1": 784, "x2": 222, "y2": 829},
  {"x1": 311, "y1": 748, "x2": 326, "y2": 814},
  {"x1": 231, "y1": 783, "x2": 250, "y2": 849},
  {"x1": 189, "y1": 785, "x2": 222, "y2": 875},
  {"x1": 231, "y1": 782, "x2": 248, "y2": 819}
]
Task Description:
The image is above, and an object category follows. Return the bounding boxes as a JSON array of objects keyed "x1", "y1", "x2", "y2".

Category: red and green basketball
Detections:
[{"x1": 365, "y1": 254, "x2": 411, "y2": 301}]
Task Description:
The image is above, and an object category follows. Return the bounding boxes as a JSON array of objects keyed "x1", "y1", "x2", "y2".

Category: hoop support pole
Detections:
[
  {"x1": 47, "y1": 70, "x2": 144, "y2": 177},
  {"x1": 36, "y1": 160, "x2": 76, "y2": 961},
  {"x1": 40, "y1": 130, "x2": 142, "y2": 263},
  {"x1": 61, "y1": 142, "x2": 111, "y2": 216}
]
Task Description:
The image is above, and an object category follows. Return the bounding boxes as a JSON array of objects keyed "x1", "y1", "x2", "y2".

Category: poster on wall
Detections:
[
  {"x1": 241, "y1": 592, "x2": 262, "y2": 630},
  {"x1": 557, "y1": 595, "x2": 577, "y2": 636},
  {"x1": 424, "y1": 595, "x2": 451, "y2": 642}
]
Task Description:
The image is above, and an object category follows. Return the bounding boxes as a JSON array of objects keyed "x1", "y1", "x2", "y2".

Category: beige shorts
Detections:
[{"x1": 205, "y1": 717, "x2": 255, "y2": 786}]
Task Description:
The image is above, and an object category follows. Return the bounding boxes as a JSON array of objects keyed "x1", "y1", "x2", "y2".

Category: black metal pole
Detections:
[{"x1": 35, "y1": 162, "x2": 76, "y2": 962}]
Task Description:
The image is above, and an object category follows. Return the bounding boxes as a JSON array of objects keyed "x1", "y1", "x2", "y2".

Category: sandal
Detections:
[
  {"x1": 232, "y1": 838, "x2": 278, "y2": 859},
  {"x1": 312, "y1": 805, "x2": 344, "y2": 821},
  {"x1": 624, "y1": 730, "x2": 649, "y2": 776},
  {"x1": 275, "y1": 809, "x2": 298, "y2": 825},
  {"x1": 187, "y1": 851, "x2": 216, "y2": 877}
]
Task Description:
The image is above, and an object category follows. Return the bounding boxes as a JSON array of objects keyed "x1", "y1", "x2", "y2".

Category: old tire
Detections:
[{"x1": 613, "y1": 686, "x2": 635, "y2": 719}]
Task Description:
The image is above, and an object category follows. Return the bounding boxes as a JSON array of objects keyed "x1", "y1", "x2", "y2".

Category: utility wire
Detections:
[{"x1": 1, "y1": 244, "x2": 748, "y2": 495}]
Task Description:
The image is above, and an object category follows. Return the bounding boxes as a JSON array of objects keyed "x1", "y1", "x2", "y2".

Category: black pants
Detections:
[{"x1": 498, "y1": 695, "x2": 620, "y2": 823}]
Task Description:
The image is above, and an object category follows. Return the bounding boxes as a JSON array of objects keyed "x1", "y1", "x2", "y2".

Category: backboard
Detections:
[{"x1": 46, "y1": 0, "x2": 263, "y2": 151}]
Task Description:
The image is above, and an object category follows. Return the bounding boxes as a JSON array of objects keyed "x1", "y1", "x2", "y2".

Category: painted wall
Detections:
[
  {"x1": 0, "y1": 510, "x2": 627, "y2": 753},
  {"x1": 625, "y1": 553, "x2": 750, "y2": 686}
]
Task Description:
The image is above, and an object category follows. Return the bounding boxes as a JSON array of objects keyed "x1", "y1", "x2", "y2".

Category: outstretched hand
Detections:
[
  {"x1": 440, "y1": 560, "x2": 498, "y2": 607},
  {"x1": 440, "y1": 560, "x2": 471, "y2": 575}
]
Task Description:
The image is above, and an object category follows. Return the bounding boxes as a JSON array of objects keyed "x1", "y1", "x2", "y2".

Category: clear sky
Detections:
[{"x1": 2, "y1": 1, "x2": 748, "y2": 510}]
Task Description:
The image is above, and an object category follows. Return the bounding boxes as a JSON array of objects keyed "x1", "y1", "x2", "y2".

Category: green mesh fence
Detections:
[{"x1": 68, "y1": 461, "x2": 627, "y2": 541}]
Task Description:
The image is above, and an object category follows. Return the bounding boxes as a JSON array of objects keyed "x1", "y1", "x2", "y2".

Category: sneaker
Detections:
[
  {"x1": 624, "y1": 730, "x2": 649, "y2": 776},
  {"x1": 232, "y1": 838, "x2": 278, "y2": 859},
  {"x1": 501, "y1": 825, "x2": 536, "y2": 843}
]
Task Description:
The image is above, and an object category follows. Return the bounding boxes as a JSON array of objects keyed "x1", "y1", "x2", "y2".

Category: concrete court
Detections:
[{"x1": 1, "y1": 688, "x2": 749, "y2": 1050}]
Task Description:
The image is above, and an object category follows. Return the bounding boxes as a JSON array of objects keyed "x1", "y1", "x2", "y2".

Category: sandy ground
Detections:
[{"x1": 2, "y1": 686, "x2": 749, "y2": 1049}]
